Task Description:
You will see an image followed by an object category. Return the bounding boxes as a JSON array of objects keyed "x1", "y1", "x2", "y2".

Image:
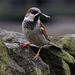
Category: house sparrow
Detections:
[{"x1": 20, "y1": 7, "x2": 50, "y2": 60}]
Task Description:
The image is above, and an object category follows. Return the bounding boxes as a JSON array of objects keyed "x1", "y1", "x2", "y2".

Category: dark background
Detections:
[{"x1": 0, "y1": 0, "x2": 75, "y2": 35}]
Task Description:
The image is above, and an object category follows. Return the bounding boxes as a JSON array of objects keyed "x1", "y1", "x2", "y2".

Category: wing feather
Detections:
[{"x1": 40, "y1": 21, "x2": 50, "y2": 41}]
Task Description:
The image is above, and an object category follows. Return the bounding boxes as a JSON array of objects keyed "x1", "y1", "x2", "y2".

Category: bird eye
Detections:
[{"x1": 31, "y1": 10, "x2": 37, "y2": 15}]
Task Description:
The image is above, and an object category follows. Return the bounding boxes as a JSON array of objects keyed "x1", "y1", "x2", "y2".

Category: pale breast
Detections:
[
  {"x1": 22, "y1": 20, "x2": 47, "y2": 46},
  {"x1": 25, "y1": 30, "x2": 46, "y2": 46}
]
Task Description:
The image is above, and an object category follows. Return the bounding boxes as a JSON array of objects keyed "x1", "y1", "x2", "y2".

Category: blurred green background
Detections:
[{"x1": 0, "y1": 0, "x2": 75, "y2": 35}]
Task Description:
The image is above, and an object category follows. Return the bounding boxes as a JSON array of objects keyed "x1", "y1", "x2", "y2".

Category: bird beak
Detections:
[
  {"x1": 38, "y1": 11, "x2": 50, "y2": 18},
  {"x1": 35, "y1": 13, "x2": 40, "y2": 17}
]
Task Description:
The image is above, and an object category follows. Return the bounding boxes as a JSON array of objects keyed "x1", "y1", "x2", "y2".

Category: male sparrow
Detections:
[{"x1": 20, "y1": 7, "x2": 50, "y2": 60}]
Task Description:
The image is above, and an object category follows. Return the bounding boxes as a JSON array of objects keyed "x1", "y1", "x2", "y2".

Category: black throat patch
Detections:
[{"x1": 24, "y1": 21, "x2": 37, "y2": 30}]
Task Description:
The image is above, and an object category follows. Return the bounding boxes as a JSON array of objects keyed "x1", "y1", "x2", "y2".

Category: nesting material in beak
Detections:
[
  {"x1": 38, "y1": 12, "x2": 50, "y2": 18},
  {"x1": 41, "y1": 13, "x2": 50, "y2": 18}
]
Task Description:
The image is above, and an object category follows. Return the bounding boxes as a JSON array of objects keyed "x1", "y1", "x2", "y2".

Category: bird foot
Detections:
[
  {"x1": 19, "y1": 43, "x2": 31, "y2": 48},
  {"x1": 32, "y1": 54, "x2": 39, "y2": 60},
  {"x1": 32, "y1": 48, "x2": 41, "y2": 60}
]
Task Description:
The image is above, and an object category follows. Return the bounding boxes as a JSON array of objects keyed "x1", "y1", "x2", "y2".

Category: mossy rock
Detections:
[
  {"x1": 61, "y1": 35, "x2": 75, "y2": 56},
  {"x1": 49, "y1": 34, "x2": 75, "y2": 56},
  {"x1": 0, "y1": 38, "x2": 26, "y2": 75},
  {"x1": 0, "y1": 28, "x2": 75, "y2": 75},
  {"x1": 49, "y1": 34, "x2": 75, "y2": 75},
  {"x1": 62, "y1": 50, "x2": 75, "y2": 63},
  {"x1": 0, "y1": 38, "x2": 11, "y2": 75},
  {"x1": 0, "y1": 38, "x2": 50, "y2": 75}
]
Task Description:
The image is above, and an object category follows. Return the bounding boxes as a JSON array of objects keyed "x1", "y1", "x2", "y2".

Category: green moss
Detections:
[
  {"x1": 49, "y1": 35, "x2": 75, "y2": 56},
  {"x1": 49, "y1": 35, "x2": 75, "y2": 75},
  {"x1": 4, "y1": 38, "x2": 15, "y2": 43},
  {"x1": 61, "y1": 36, "x2": 75, "y2": 55},
  {"x1": 7, "y1": 48, "x2": 40, "y2": 75},
  {"x1": 0, "y1": 38, "x2": 26, "y2": 75},
  {"x1": 0, "y1": 38, "x2": 11, "y2": 75},
  {"x1": 62, "y1": 50, "x2": 75, "y2": 63},
  {"x1": 61, "y1": 36, "x2": 72, "y2": 45},
  {"x1": 62, "y1": 60, "x2": 71, "y2": 75},
  {"x1": 49, "y1": 36, "x2": 63, "y2": 48}
]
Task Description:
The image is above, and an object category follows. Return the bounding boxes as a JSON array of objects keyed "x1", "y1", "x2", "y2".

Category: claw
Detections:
[
  {"x1": 32, "y1": 54, "x2": 39, "y2": 60},
  {"x1": 19, "y1": 43, "x2": 31, "y2": 48},
  {"x1": 32, "y1": 47, "x2": 42, "y2": 60}
]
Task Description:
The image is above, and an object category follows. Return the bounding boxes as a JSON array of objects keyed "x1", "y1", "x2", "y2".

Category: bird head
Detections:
[{"x1": 24, "y1": 7, "x2": 50, "y2": 21}]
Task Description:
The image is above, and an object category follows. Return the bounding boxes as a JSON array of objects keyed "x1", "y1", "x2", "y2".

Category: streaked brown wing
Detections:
[{"x1": 40, "y1": 21, "x2": 50, "y2": 41}]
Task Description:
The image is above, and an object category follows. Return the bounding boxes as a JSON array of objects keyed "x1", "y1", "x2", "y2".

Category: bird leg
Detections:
[
  {"x1": 19, "y1": 43, "x2": 31, "y2": 48},
  {"x1": 19, "y1": 43, "x2": 42, "y2": 60},
  {"x1": 32, "y1": 47, "x2": 42, "y2": 60}
]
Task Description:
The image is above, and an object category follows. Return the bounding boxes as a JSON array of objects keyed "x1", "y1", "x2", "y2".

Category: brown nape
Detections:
[{"x1": 25, "y1": 9, "x2": 33, "y2": 17}]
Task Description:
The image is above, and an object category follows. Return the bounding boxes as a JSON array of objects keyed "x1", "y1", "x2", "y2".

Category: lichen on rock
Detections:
[
  {"x1": 0, "y1": 28, "x2": 75, "y2": 75},
  {"x1": 0, "y1": 38, "x2": 11, "y2": 75},
  {"x1": 49, "y1": 34, "x2": 75, "y2": 56},
  {"x1": 0, "y1": 28, "x2": 50, "y2": 75},
  {"x1": 49, "y1": 34, "x2": 75, "y2": 75}
]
